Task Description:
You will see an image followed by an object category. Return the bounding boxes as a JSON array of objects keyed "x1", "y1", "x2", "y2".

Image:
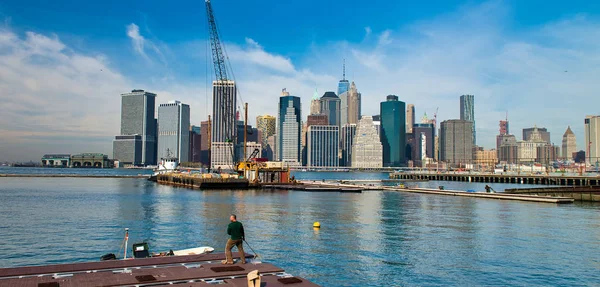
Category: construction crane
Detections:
[{"x1": 205, "y1": 0, "x2": 237, "y2": 169}]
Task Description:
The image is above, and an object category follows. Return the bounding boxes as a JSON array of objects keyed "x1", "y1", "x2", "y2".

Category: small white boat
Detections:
[{"x1": 172, "y1": 246, "x2": 215, "y2": 256}]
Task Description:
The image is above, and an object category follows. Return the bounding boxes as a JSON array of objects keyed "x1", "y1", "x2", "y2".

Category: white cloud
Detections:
[
  {"x1": 227, "y1": 38, "x2": 295, "y2": 74},
  {"x1": 126, "y1": 23, "x2": 147, "y2": 60},
  {"x1": 0, "y1": 28, "x2": 130, "y2": 161}
]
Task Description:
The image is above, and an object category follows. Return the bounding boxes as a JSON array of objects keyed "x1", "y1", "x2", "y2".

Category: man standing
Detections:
[{"x1": 222, "y1": 214, "x2": 246, "y2": 264}]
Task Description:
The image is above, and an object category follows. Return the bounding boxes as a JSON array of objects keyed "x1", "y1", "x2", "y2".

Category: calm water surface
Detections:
[{"x1": 1, "y1": 170, "x2": 600, "y2": 286}]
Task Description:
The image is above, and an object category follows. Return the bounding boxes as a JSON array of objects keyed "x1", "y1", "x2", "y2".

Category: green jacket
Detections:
[{"x1": 227, "y1": 221, "x2": 245, "y2": 240}]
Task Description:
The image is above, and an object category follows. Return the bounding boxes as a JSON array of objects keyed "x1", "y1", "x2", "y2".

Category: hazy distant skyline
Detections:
[{"x1": 1, "y1": 0, "x2": 600, "y2": 161}]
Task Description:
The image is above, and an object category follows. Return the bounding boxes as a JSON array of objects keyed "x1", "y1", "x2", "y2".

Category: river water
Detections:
[{"x1": 1, "y1": 168, "x2": 599, "y2": 286}]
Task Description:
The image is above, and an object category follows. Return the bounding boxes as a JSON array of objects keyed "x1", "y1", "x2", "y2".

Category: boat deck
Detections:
[{"x1": 0, "y1": 252, "x2": 318, "y2": 287}]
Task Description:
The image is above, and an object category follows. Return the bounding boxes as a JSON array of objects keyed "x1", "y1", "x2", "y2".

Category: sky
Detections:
[{"x1": 1, "y1": 0, "x2": 600, "y2": 162}]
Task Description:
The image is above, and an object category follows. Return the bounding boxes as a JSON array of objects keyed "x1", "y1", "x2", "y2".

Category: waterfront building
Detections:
[
  {"x1": 475, "y1": 149, "x2": 498, "y2": 169},
  {"x1": 277, "y1": 89, "x2": 302, "y2": 166},
  {"x1": 157, "y1": 100, "x2": 190, "y2": 162},
  {"x1": 562, "y1": 126, "x2": 577, "y2": 160},
  {"x1": 440, "y1": 119, "x2": 473, "y2": 167},
  {"x1": 585, "y1": 115, "x2": 600, "y2": 165},
  {"x1": 460, "y1": 94, "x2": 476, "y2": 145},
  {"x1": 406, "y1": 104, "x2": 415, "y2": 133},
  {"x1": 211, "y1": 142, "x2": 234, "y2": 169},
  {"x1": 200, "y1": 120, "x2": 211, "y2": 167},
  {"x1": 256, "y1": 115, "x2": 276, "y2": 148},
  {"x1": 380, "y1": 95, "x2": 406, "y2": 167},
  {"x1": 352, "y1": 116, "x2": 383, "y2": 168},
  {"x1": 309, "y1": 89, "x2": 321, "y2": 115},
  {"x1": 340, "y1": 124, "x2": 357, "y2": 167},
  {"x1": 307, "y1": 125, "x2": 339, "y2": 168},
  {"x1": 70, "y1": 153, "x2": 113, "y2": 168},
  {"x1": 211, "y1": 80, "x2": 237, "y2": 168},
  {"x1": 347, "y1": 82, "x2": 361, "y2": 125},
  {"x1": 537, "y1": 144, "x2": 560, "y2": 164},
  {"x1": 113, "y1": 89, "x2": 157, "y2": 166},
  {"x1": 189, "y1": 125, "x2": 201, "y2": 162},
  {"x1": 41, "y1": 154, "x2": 71, "y2": 167},
  {"x1": 523, "y1": 126, "x2": 550, "y2": 144}
]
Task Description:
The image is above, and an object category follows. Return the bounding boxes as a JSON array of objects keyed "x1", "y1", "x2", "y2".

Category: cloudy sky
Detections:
[{"x1": 1, "y1": 0, "x2": 599, "y2": 162}]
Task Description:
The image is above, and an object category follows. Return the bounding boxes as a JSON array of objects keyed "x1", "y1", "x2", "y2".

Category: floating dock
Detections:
[
  {"x1": 0, "y1": 252, "x2": 318, "y2": 287},
  {"x1": 504, "y1": 186, "x2": 600, "y2": 202},
  {"x1": 154, "y1": 173, "x2": 250, "y2": 189},
  {"x1": 390, "y1": 172, "x2": 600, "y2": 186}
]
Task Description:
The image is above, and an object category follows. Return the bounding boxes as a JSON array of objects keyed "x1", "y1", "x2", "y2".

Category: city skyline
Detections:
[{"x1": 1, "y1": 1, "x2": 600, "y2": 161}]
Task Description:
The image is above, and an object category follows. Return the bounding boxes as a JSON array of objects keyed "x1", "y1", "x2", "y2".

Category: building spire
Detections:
[{"x1": 343, "y1": 59, "x2": 346, "y2": 81}]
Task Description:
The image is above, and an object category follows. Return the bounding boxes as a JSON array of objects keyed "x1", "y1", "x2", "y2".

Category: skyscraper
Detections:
[
  {"x1": 339, "y1": 90, "x2": 349, "y2": 127},
  {"x1": 380, "y1": 95, "x2": 406, "y2": 167},
  {"x1": 200, "y1": 120, "x2": 211, "y2": 167},
  {"x1": 256, "y1": 115, "x2": 276, "y2": 148},
  {"x1": 585, "y1": 115, "x2": 600, "y2": 165},
  {"x1": 157, "y1": 100, "x2": 190, "y2": 162},
  {"x1": 310, "y1": 89, "x2": 321, "y2": 115},
  {"x1": 347, "y1": 81, "x2": 361, "y2": 125},
  {"x1": 562, "y1": 126, "x2": 577, "y2": 160},
  {"x1": 307, "y1": 125, "x2": 339, "y2": 168},
  {"x1": 320, "y1": 92, "x2": 341, "y2": 127},
  {"x1": 523, "y1": 127, "x2": 550, "y2": 144},
  {"x1": 340, "y1": 124, "x2": 357, "y2": 167},
  {"x1": 352, "y1": 116, "x2": 383, "y2": 168},
  {"x1": 406, "y1": 104, "x2": 415, "y2": 133},
  {"x1": 413, "y1": 123, "x2": 434, "y2": 159},
  {"x1": 440, "y1": 119, "x2": 474, "y2": 166},
  {"x1": 189, "y1": 125, "x2": 201, "y2": 162},
  {"x1": 211, "y1": 80, "x2": 236, "y2": 169},
  {"x1": 113, "y1": 89, "x2": 157, "y2": 166},
  {"x1": 459, "y1": 94, "x2": 476, "y2": 145},
  {"x1": 337, "y1": 60, "x2": 350, "y2": 97},
  {"x1": 278, "y1": 89, "x2": 302, "y2": 166}
]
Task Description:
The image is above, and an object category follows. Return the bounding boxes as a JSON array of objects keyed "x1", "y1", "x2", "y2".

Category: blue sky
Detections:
[{"x1": 1, "y1": 0, "x2": 600, "y2": 161}]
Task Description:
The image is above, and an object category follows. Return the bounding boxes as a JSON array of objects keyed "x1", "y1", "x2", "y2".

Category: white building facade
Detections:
[
  {"x1": 157, "y1": 101, "x2": 190, "y2": 162},
  {"x1": 352, "y1": 116, "x2": 383, "y2": 168}
]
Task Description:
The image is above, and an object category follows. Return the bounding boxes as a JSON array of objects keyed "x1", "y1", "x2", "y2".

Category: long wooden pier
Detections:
[{"x1": 390, "y1": 172, "x2": 600, "y2": 186}]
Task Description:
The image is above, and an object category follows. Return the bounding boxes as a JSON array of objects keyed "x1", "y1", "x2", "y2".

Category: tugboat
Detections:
[{"x1": 148, "y1": 149, "x2": 179, "y2": 182}]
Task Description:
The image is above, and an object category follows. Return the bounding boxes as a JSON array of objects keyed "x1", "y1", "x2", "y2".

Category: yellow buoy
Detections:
[{"x1": 313, "y1": 222, "x2": 321, "y2": 228}]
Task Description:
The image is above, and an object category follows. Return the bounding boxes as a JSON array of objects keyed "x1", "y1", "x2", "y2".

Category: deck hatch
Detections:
[
  {"x1": 38, "y1": 282, "x2": 60, "y2": 287},
  {"x1": 135, "y1": 275, "x2": 157, "y2": 282},
  {"x1": 278, "y1": 277, "x2": 303, "y2": 284},
  {"x1": 210, "y1": 266, "x2": 245, "y2": 272}
]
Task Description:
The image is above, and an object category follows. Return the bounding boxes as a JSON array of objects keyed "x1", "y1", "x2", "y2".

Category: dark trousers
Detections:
[{"x1": 225, "y1": 239, "x2": 245, "y2": 263}]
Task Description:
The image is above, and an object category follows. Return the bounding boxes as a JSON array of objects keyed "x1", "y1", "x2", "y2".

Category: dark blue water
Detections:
[{"x1": 1, "y1": 171, "x2": 600, "y2": 286}]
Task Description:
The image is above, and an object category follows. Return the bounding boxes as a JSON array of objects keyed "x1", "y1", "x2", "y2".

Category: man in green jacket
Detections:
[{"x1": 223, "y1": 214, "x2": 246, "y2": 264}]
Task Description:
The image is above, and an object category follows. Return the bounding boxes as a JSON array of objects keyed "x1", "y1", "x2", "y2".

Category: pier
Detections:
[
  {"x1": 504, "y1": 186, "x2": 600, "y2": 202},
  {"x1": 390, "y1": 172, "x2": 600, "y2": 186},
  {"x1": 0, "y1": 252, "x2": 318, "y2": 287}
]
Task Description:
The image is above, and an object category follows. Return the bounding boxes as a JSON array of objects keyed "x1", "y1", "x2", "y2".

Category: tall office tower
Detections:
[
  {"x1": 406, "y1": 104, "x2": 415, "y2": 133},
  {"x1": 440, "y1": 119, "x2": 474, "y2": 167},
  {"x1": 339, "y1": 90, "x2": 349, "y2": 127},
  {"x1": 347, "y1": 82, "x2": 361, "y2": 124},
  {"x1": 419, "y1": 132, "x2": 427, "y2": 162},
  {"x1": 157, "y1": 101, "x2": 190, "y2": 162},
  {"x1": 338, "y1": 60, "x2": 350, "y2": 96},
  {"x1": 200, "y1": 120, "x2": 211, "y2": 167},
  {"x1": 352, "y1": 116, "x2": 383, "y2": 168},
  {"x1": 459, "y1": 94, "x2": 476, "y2": 145},
  {"x1": 380, "y1": 95, "x2": 406, "y2": 167},
  {"x1": 413, "y1": 123, "x2": 434, "y2": 158},
  {"x1": 113, "y1": 89, "x2": 157, "y2": 166},
  {"x1": 340, "y1": 124, "x2": 357, "y2": 167},
  {"x1": 310, "y1": 89, "x2": 321, "y2": 115},
  {"x1": 189, "y1": 126, "x2": 201, "y2": 162},
  {"x1": 307, "y1": 125, "x2": 339, "y2": 168},
  {"x1": 320, "y1": 92, "x2": 341, "y2": 127},
  {"x1": 211, "y1": 80, "x2": 236, "y2": 169},
  {"x1": 498, "y1": 134, "x2": 518, "y2": 164},
  {"x1": 523, "y1": 126, "x2": 550, "y2": 143},
  {"x1": 496, "y1": 119, "x2": 510, "y2": 154},
  {"x1": 277, "y1": 90, "x2": 302, "y2": 166},
  {"x1": 256, "y1": 115, "x2": 276, "y2": 147},
  {"x1": 585, "y1": 115, "x2": 600, "y2": 165},
  {"x1": 561, "y1": 126, "x2": 577, "y2": 160}
]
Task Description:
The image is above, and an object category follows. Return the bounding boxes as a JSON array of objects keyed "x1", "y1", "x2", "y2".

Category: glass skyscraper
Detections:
[
  {"x1": 307, "y1": 125, "x2": 339, "y2": 168},
  {"x1": 157, "y1": 100, "x2": 190, "y2": 163},
  {"x1": 277, "y1": 90, "x2": 302, "y2": 165},
  {"x1": 460, "y1": 94, "x2": 476, "y2": 145},
  {"x1": 320, "y1": 92, "x2": 341, "y2": 127},
  {"x1": 380, "y1": 95, "x2": 406, "y2": 167}
]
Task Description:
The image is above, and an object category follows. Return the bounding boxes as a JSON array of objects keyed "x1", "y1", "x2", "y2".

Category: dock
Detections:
[
  {"x1": 154, "y1": 173, "x2": 250, "y2": 189},
  {"x1": 390, "y1": 172, "x2": 600, "y2": 186},
  {"x1": 0, "y1": 252, "x2": 318, "y2": 287},
  {"x1": 504, "y1": 186, "x2": 600, "y2": 202}
]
